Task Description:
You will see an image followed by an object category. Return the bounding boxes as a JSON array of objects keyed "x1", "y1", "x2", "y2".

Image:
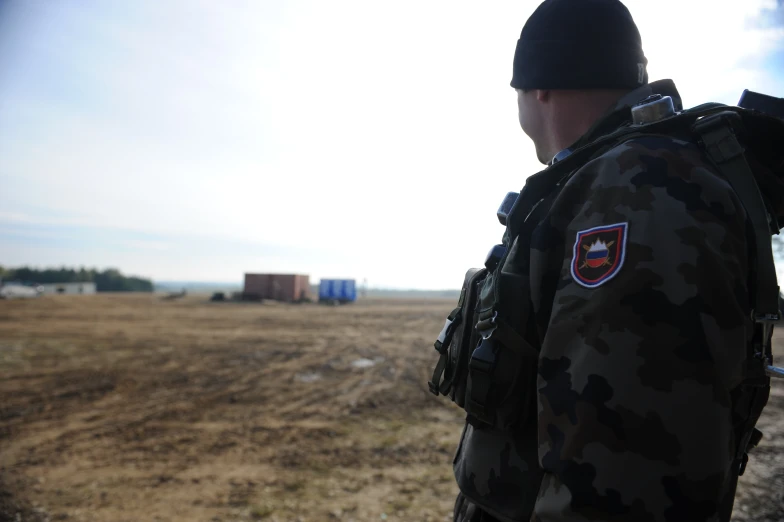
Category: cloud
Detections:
[{"x1": 755, "y1": 1, "x2": 784, "y2": 27}]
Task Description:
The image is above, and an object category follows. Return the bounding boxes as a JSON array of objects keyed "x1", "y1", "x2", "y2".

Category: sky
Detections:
[{"x1": 1, "y1": 0, "x2": 783, "y2": 290}]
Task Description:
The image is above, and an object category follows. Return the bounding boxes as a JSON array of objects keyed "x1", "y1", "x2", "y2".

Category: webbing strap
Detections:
[
  {"x1": 692, "y1": 112, "x2": 781, "y2": 329},
  {"x1": 693, "y1": 112, "x2": 780, "y2": 486},
  {"x1": 428, "y1": 307, "x2": 462, "y2": 395},
  {"x1": 428, "y1": 356, "x2": 448, "y2": 395}
]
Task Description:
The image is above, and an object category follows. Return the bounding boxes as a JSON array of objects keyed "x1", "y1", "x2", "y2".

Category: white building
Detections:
[{"x1": 40, "y1": 282, "x2": 97, "y2": 295}]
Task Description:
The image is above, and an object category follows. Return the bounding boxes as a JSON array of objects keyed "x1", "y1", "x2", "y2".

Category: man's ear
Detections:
[{"x1": 536, "y1": 89, "x2": 551, "y2": 102}]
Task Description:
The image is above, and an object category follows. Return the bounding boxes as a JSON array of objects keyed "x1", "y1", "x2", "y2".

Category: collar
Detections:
[{"x1": 549, "y1": 79, "x2": 683, "y2": 166}]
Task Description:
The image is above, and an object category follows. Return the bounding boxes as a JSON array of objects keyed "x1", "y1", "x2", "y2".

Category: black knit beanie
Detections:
[{"x1": 511, "y1": 0, "x2": 649, "y2": 90}]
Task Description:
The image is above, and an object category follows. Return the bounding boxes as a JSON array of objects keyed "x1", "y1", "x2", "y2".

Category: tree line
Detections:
[{"x1": 0, "y1": 266, "x2": 153, "y2": 292}]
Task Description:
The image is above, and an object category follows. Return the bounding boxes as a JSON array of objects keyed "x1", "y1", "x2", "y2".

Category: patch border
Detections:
[{"x1": 570, "y1": 222, "x2": 628, "y2": 288}]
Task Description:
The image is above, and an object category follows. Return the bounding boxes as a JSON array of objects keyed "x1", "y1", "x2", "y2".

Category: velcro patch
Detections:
[{"x1": 570, "y1": 222, "x2": 628, "y2": 288}]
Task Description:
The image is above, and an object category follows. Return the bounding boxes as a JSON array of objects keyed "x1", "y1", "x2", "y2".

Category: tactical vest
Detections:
[{"x1": 428, "y1": 91, "x2": 784, "y2": 522}]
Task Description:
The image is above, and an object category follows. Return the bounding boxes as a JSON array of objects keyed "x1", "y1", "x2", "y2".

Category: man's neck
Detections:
[{"x1": 546, "y1": 90, "x2": 631, "y2": 158}]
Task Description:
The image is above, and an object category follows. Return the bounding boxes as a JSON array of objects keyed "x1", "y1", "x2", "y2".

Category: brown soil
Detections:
[{"x1": 0, "y1": 295, "x2": 781, "y2": 522}]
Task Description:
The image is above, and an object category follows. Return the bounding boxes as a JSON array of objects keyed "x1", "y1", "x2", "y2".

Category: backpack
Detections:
[{"x1": 428, "y1": 89, "x2": 784, "y2": 477}]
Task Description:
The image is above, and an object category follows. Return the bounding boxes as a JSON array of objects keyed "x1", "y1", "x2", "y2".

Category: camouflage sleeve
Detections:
[{"x1": 532, "y1": 136, "x2": 753, "y2": 522}]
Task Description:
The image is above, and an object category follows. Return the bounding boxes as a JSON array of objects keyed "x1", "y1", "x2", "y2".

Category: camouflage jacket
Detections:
[{"x1": 454, "y1": 79, "x2": 756, "y2": 522}]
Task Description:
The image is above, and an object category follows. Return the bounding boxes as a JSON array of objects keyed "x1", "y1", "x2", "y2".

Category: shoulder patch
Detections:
[{"x1": 570, "y1": 222, "x2": 628, "y2": 288}]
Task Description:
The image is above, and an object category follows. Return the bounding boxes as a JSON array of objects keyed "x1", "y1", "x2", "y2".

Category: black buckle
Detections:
[
  {"x1": 469, "y1": 338, "x2": 496, "y2": 375},
  {"x1": 434, "y1": 310, "x2": 462, "y2": 354}
]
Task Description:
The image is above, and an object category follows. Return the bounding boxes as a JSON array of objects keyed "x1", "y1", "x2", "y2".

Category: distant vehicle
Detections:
[
  {"x1": 0, "y1": 281, "x2": 44, "y2": 299},
  {"x1": 318, "y1": 279, "x2": 357, "y2": 304}
]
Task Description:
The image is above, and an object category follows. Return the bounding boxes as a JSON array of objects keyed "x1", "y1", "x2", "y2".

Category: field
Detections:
[{"x1": 0, "y1": 295, "x2": 782, "y2": 522}]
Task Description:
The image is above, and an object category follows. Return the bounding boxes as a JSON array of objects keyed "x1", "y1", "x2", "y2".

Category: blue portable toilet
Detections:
[{"x1": 318, "y1": 279, "x2": 357, "y2": 304}]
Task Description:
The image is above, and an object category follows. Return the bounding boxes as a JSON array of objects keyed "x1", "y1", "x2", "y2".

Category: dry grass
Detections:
[{"x1": 0, "y1": 294, "x2": 781, "y2": 522}]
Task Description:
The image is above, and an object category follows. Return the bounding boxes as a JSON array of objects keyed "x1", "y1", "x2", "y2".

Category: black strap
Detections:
[
  {"x1": 693, "y1": 111, "x2": 781, "y2": 328},
  {"x1": 428, "y1": 355, "x2": 448, "y2": 396},
  {"x1": 692, "y1": 112, "x2": 781, "y2": 488},
  {"x1": 428, "y1": 307, "x2": 462, "y2": 395}
]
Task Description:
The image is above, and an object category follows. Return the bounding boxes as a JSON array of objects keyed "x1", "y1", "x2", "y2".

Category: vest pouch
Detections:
[
  {"x1": 464, "y1": 271, "x2": 540, "y2": 431},
  {"x1": 464, "y1": 324, "x2": 539, "y2": 430},
  {"x1": 428, "y1": 267, "x2": 488, "y2": 406},
  {"x1": 452, "y1": 414, "x2": 544, "y2": 522}
]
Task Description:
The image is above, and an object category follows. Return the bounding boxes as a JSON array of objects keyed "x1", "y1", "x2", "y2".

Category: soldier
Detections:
[{"x1": 437, "y1": 0, "x2": 779, "y2": 521}]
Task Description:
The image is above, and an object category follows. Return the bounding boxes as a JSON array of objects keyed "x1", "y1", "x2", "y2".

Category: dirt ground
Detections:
[{"x1": 0, "y1": 295, "x2": 782, "y2": 522}]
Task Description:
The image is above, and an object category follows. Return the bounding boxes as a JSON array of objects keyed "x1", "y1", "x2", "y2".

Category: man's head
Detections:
[{"x1": 511, "y1": 0, "x2": 648, "y2": 163}]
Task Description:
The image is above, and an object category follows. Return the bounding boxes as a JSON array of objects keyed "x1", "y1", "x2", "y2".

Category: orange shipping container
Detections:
[{"x1": 243, "y1": 273, "x2": 310, "y2": 302}]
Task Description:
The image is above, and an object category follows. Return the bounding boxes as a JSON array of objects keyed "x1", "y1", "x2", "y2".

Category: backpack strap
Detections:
[
  {"x1": 692, "y1": 111, "x2": 779, "y2": 484},
  {"x1": 692, "y1": 111, "x2": 783, "y2": 383},
  {"x1": 693, "y1": 111, "x2": 781, "y2": 326}
]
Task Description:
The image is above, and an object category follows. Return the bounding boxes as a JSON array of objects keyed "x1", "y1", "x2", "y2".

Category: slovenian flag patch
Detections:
[{"x1": 571, "y1": 222, "x2": 628, "y2": 288}]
